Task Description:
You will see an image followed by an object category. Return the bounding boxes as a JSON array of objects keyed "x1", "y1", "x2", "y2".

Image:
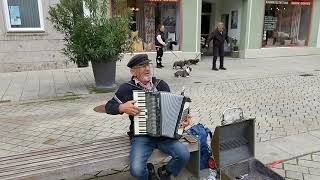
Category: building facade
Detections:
[
  {"x1": 1, "y1": 0, "x2": 319, "y2": 73},
  {"x1": 0, "y1": 0, "x2": 201, "y2": 73},
  {"x1": 201, "y1": 0, "x2": 320, "y2": 58}
]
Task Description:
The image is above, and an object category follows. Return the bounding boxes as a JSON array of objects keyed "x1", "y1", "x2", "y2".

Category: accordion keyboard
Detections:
[{"x1": 133, "y1": 91, "x2": 147, "y2": 135}]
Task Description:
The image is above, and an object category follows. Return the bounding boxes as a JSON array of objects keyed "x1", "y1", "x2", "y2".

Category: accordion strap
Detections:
[
  {"x1": 126, "y1": 79, "x2": 162, "y2": 92},
  {"x1": 126, "y1": 82, "x2": 143, "y2": 90}
]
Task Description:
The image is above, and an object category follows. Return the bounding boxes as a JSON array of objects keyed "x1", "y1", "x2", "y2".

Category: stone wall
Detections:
[{"x1": 0, "y1": 0, "x2": 76, "y2": 73}]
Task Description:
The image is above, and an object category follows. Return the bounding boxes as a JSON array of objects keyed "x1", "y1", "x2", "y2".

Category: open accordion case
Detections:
[{"x1": 211, "y1": 108, "x2": 285, "y2": 180}]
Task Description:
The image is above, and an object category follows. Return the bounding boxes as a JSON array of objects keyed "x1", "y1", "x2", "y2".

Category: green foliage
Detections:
[
  {"x1": 231, "y1": 37, "x2": 239, "y2": 51},
  {"x1": 48, "y1": 0, "x2": 133, "y2": 64}
]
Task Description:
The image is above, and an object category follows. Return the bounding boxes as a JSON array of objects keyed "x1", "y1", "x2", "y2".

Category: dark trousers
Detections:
[
  {"x1": 156, "y1": 47, "x2": 163, "y2": 65},
  {"x1": 212, "y1": 45, "x2": 224, "y2": 68}
]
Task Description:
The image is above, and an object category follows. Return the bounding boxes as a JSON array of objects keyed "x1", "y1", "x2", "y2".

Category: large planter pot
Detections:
[
  {"x1": 76, "y1": 61, "x2": 89, "y2": 68},
  {"x1": 231, "y1": 51, "x2": 240, "y2": 58},
  {"x1": 92, "y1": 60, "x2": 117, "y2": 89}
]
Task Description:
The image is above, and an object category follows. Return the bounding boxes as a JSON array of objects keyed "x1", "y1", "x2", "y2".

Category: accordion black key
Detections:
[{"x1": 133, "y1": 90, "x2": 190, "y2": 138}]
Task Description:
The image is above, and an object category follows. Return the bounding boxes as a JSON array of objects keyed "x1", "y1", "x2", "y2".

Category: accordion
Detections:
[{"x1": 133, "y1": 90, "x2": 190, "y2": 138}]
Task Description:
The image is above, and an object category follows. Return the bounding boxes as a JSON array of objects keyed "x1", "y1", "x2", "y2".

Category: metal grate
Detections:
[{"x1": 220, "y1": 137, "x2": 248, "y2": 151}]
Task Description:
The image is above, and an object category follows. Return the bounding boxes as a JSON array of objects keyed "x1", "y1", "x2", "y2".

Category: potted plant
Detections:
[
  {"x1": 48, "y1": 0, "x2": 132, "y2": 88},
  {"x1": 231, "y1": 38, "x2": 240, "y2": 58}
]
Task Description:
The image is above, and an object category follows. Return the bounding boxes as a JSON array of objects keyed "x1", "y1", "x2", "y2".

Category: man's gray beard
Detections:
[{"x1": 143, "y1": 75, "x2": 152, "y2": 82}]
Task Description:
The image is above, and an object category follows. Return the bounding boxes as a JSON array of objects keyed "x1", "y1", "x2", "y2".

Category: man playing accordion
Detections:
[{"x1": 105, "y1": 54, "x2": 191, "y2": 180}]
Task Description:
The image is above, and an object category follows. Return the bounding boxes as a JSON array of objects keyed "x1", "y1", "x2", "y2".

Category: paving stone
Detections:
[
  {"x1": 303, "y1": 174, "x2": 320, "y2": 180},
  {"x1": 0, "y1": 142, "x2": 17, "y2": 150},
  {"x1": 0, "y1": 149, "x2": 12, "y2": 157},
  {"x1": 298, "y1": 160, "x2": 320, "y2": 168},
  {"x1": 309, "y1": 167, "x2": 320, "y2": 176},
  {"x1": 273, "y1": 168, "x2": 286, "y2": 177},
  {"x1": 285, "y1": 159, "x2": 298, "y2": 165},
  {"x1": 285, "y1": 170, "x2": 303, "y2": 179},
  {"x1": 27, "y1": 142, "x2": 45, "y2": 149},
  {"x1": 299, "y1": 154, "x2": 312, "y2": 161},
  {"x1": 312, "y1": 154, "x2": 320, "y2": 162},
  {"x1": 283, "y1": 164, "x2": 309, "y2": 173}
]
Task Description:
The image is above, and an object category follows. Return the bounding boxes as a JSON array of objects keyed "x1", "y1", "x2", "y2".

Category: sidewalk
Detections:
[
  {"x1": 1, "y1": 55, "x2": 320, "y2": 102},
  {"x1": 0, "y1": 55, "x2": 320, "y2": 179}
]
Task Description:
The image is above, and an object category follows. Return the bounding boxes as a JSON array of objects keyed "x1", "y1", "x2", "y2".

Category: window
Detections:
[
  {"x1": 110, "y1": 0, "x2": 180, "y2": 52},
  {"x1": 2, "y1": 0, "x2": 44, "y2": 32},
  {"x1": 262, "y1": 0, "x2": 313, "y2": 47},
  {"x1": 201, "y1": 2, "x2": 212, "y2": 36}
]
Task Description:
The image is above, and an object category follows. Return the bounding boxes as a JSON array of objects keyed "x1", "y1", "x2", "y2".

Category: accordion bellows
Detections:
[{"x1": 133, "y1": 90, "x2": 190, "y2": 138}]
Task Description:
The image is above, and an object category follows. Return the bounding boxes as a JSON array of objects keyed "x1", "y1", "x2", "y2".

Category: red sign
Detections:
[
  {"x1": 266, "y1": 0, "x2": 312, "y2": 5},
  {"x1": 291, "y1": 1, "x2": 311, "y2": 5},
  {"x1": 290, "y1": 0, "x2": 313, "y2": 5}
]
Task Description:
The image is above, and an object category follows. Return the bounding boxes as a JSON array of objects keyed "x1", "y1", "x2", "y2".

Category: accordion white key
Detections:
[{"x1": 133, "y1": 90, "x2": 190, "y2": 138}]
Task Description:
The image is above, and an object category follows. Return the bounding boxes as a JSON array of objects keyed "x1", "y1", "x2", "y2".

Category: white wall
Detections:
[
  {"x1": 202, "y1": 0, "x2": 242, "y2": 41},
  {"x1": 0, "y1": 0, "x2": 73, "y2": 73},
  {"x1": 219, "y1": 0, "x2": 242, "y2": 42}
]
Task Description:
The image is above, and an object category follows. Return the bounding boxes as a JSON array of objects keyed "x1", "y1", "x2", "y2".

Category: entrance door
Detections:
[
  {"x1": 201, "y1": 2, "x2": 212, "y2": 55},
  {"x1": 221, "y1": 14, "x2": 229, "y2": 36}
]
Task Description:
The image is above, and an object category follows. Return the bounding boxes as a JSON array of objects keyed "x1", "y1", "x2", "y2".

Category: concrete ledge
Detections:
[
  {"x1": 1, "y1": 61, "x2": 76, "y2": 72},
  {"x1": 256, "y1": 130, "x2": 320, "y2": 164},
  {"x1": 241, "y1": 47, "x2": 320, "y2": 59}
]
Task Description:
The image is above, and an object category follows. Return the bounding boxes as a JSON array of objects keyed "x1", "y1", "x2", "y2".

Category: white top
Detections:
[{"x1": 156, "y1": 35, "x2": 166, "y2": 46}]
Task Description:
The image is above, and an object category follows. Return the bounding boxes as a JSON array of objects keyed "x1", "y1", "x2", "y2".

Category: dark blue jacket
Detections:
[{"x1": 105, "y1": 77, "x2": 170, "y2": 136}]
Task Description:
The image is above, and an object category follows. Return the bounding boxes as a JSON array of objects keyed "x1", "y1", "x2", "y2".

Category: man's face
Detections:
[
  {"x1": 160, "y1": 25, "x2": 165, "y2": 32},
  {"x1": 131, "y1": 63, "x2": 152, "y2": 82},
  {"x1": 218, "y1": 26, "x2": 224, "y2": 32}
]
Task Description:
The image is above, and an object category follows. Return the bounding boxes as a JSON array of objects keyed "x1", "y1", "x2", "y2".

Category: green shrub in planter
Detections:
[{"x1": 48, "y1": 0, "x2": 133, "y2": 87}]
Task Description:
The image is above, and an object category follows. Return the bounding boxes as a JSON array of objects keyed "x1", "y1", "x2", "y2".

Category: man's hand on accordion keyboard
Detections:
[{"x1": 119, "y1": 100, "x2": 140, "y2": 116}]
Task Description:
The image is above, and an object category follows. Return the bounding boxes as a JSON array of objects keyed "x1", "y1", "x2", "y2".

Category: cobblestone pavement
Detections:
[
  {"x1": 1, "y1": 56, "x2": 320, "y2": 180},
  {"x1": 0, "y1": 70, "x2": 319, "y2": 157},
  {"x1": 272, "y1": 151, "x2": 320, "y2": 180}
]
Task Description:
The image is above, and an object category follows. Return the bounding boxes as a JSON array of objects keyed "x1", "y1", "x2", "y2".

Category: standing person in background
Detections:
[
  {"x1": 206, "y1": 22, "x2": 230, "y2": 71},
  {"x1": 155, "y1": 24, "x2": 166, "y2": 68}
]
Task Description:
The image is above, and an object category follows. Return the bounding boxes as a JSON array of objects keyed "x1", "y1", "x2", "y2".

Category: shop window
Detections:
[
  {"x1": 2, "y1": 0, "x2": 44, "y2": 32},
  {"x1": 262, "y1": 0, "x2": 313, "y2": 47},
  {"x1": 201, "y1": 2, "x2": 212, "y2": 36},
  {"x1": 113, "y1": 0, "x2": 180, "y2": 52},
  {"x1": 145, "y1": 1, "x2": 180, "y2": 51}
]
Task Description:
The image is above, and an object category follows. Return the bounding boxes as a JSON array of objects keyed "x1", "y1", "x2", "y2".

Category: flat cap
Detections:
[{"x1": 127, "y1": 54, "x2": 151, "y2": 68}]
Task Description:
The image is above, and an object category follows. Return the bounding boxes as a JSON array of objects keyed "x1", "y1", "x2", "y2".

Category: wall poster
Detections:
[
  {"x1": 231, "y1": 10, "x2": 238, "y2": 29},
  {"x1": 8, "y1": 6, "x2": 22, "y2": 26}
]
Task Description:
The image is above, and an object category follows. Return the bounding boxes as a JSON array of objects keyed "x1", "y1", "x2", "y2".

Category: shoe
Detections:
[
  {"x1": 156, "y1": 64, "x2": 162, "y2": 68},
  {"x1": 219, "y1": 67, "x2": 227, "y2": 70},
  {"x1": 160, "y1": 64, "x2": 164, "y2": 68},
  {"x1": 147, "y1": 163, "x2": 159, "y2": 180},
  {"x1": 158, "y1": 165, "x2": 171, "y2": 180},
  {"x1": 212, "y1": 67, "x2": 219, "y2": 71}
]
